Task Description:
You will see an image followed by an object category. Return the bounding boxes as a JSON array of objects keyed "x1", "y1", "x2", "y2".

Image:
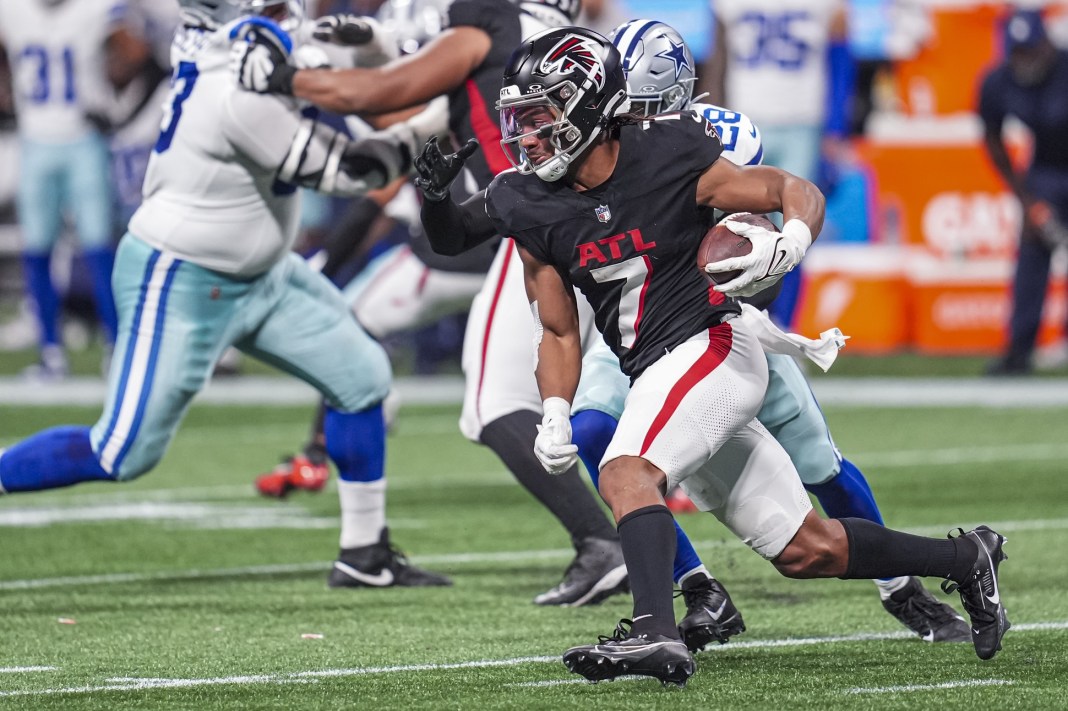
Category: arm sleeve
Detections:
[
  {"x1": 420, "y1": 191, "x2": 498, "y2": 256},
  {"x1": 222, "y1": 91, "x2": 418, "y2": 197}
]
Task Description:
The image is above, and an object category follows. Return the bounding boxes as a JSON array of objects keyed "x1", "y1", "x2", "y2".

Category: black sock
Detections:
[
  {"x1": 839, "y1": 518, "x2": 978, "y2": 583},
  {"x1": 480, "y1": 411, "x2": 618, "y2": 544},
  {"x1": 617, "y1": 505, "x2": 678, "y2": 639}
]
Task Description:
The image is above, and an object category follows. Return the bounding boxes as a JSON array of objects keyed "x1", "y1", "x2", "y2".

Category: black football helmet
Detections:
[{"x1": 497, "y1": 26, "x2": 629, "y2": 182}]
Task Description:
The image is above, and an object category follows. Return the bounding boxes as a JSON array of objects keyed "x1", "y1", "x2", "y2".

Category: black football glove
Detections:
[
  {"x1": 312, "y1": 14, "x2": 377, "y2": 45},
  {"x1": 413, "y1": 138, "x2": 479, "y2": 203},
  {"x1": 231, "y1": 21, "x2": 297, "y2": 95}
]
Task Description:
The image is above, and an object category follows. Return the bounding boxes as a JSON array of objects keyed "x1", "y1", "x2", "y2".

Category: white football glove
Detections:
[
  {"x1": 534, "y1": 397, "x2": 579, "y2": 475},
  {"x1": 705, "y1": 217, "x2": 812, "y2": 298}
]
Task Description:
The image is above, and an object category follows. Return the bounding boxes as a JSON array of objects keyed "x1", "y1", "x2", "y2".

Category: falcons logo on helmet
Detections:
[{"x1": 540, "y1": 34, "x2": 606, "y2": 92}]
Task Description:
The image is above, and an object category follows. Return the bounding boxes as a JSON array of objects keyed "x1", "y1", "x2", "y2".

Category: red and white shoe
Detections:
[
  {"x1": 255, "y1": 450, "x2": 330, "y2": 498},
  {"x1": 665, "y1": 487, "x2": 698, "y2": 514}
]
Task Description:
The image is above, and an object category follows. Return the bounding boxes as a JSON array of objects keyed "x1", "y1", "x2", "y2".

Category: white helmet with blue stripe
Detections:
[
  {"x1": 178, "y1": 0, "x2": 304, "y2": 31},
  {"x1": 608, "y1": 19, "x2": 695, "y2": 116}
]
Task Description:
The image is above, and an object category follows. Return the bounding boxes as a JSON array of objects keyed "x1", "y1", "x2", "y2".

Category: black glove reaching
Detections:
[
  {"x1": 232, "y1": 22, "x2": 297, "y2": 95},
  {"x1": 413, "y1": 138, "x2": 479, "y2": 202},
  {"x1": 312, "y1": 14, "x2": 377, "y2": 45}
]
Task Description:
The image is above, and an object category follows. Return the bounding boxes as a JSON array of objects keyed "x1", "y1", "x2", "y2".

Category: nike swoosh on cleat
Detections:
[
  {"x1": 704, "y1": 600, "x2": 728, "y2": 621},
  {"x1": 980, "y1": 546, "x2": 1000, "y2": 605},
  {"x1": 922, "y1": 631, "x2": 935, "y2": 642},
  {"x1": 333, "y1": 561, "x2": 394, "y2": 586}
]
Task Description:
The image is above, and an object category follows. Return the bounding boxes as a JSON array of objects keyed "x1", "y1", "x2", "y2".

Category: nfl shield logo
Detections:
[{"x1": 595, "y1": 204, "x2": 611, "y2": 223}]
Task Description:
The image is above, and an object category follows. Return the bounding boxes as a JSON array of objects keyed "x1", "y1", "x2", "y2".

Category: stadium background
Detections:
[{"x1": 2, "y1": 0, "x2": 1068, "y2": 378}]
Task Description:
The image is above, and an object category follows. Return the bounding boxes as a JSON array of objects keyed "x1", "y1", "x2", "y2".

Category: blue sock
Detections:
[
  {"x1": 21, "y1": 252, "x2": 60, "y2": 346},
  {"x1": 83, "y1": 247, "x2": 118, "y2": 343},
  {"x1": 570, "y1": 409, "x2": 617, "y2": 490},
  {"x1": 805, "y1": 458, "x2": 884, "y2": 525},
  {"x1": 323, "y1": 403, "x2": 385, "y2": 482},
  {"x1": 571, "y1": 408, "x2": 704, "y2": 584},
  {"x1": 0, "y1": 426, "x2": 113, "y2": 492}
]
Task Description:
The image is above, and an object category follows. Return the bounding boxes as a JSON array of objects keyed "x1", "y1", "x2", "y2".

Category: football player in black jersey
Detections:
[
  {"x1": 232, "y1": 1, "x2": 636, "y2": 607},
  {"x1": 416, "y1": 26, "x2": 1010, "y2": 684}
]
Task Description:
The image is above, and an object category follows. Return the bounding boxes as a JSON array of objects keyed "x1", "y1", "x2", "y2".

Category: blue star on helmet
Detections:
[{"x1": 655, "y1": 37, "x2": 690, "y2": 81}]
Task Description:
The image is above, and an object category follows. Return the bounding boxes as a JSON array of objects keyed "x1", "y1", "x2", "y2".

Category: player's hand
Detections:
[
  {"x1": 313, "y1": 14, "x2": 376, "y2": 45},
  {"x1": 707, "y1": 218, "x2": 812, "y2": 298},
  {"x1": 534, "y1": 398, "x2": 579, "y2": 475},
  {"x1": 413, "y1": 138, "x2": 479, "y2": 202},
  {"x1": 230, "y1": 18, "x2": 297, "y2": 95}
]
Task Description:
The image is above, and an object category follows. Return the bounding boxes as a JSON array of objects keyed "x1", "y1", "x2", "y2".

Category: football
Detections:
[{"x1": 697, "y1": 213, "x2": 778, "y2": 285}]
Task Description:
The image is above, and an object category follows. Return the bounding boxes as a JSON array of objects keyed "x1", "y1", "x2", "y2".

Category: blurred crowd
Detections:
[{"x1": 1, "y1": 0, "x2": 1066, "y2": 378}]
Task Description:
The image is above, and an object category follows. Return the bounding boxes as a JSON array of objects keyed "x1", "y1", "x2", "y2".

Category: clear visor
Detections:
[{"x1": 499, "y1": 100, "x2": 581, "y2": 175}]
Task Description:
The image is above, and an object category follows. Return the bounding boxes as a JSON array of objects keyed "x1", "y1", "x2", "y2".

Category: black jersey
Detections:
[
  {"x1": 445, "y1": 0, "x2": 548, "y2": 189},
  {"x1": 486, "y1": 113, "x2": 741, "y2": 378}
]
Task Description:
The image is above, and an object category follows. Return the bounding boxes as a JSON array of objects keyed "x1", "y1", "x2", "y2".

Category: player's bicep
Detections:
[
  {"x1": 518, "y1": 246, "x2": 578, "y2": 340},
  {"x1": 696, "y1": 160, "x2": 783, "y2": 214}
]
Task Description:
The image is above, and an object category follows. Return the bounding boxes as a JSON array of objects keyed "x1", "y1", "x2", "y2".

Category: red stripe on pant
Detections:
[
  {"x1": 638, "y1": 323, "x2": 734, "y2": 457},
  {"x1": 475, "y1": 239, "x2": 515, "y2": 424}
]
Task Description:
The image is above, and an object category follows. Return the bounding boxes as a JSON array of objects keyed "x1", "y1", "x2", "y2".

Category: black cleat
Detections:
[
  {"x1": 533, "y1": 537, "x2": 629, "y2": 607},
  {"x1": 676, "y1": 574, "x2": 746, "y2": 652},
  {"x1": 328, "y1": 527, "x2": 452, "y2": 588},
  {"x1": 882, "y1": 577, "x2": 970, "y2": 643},
  {"x1": 563, "y1": 619, "x2": 695, "y2": 687},
  {"x1": 941, "y1": 526, "x2": 1010, "y2": 660}
]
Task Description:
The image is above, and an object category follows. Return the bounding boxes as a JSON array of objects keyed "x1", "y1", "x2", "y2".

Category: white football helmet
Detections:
[
  {"x1": 608, "y1": 19, "x2": 696, "y2": 116},
  {"x1": 178, "y1": 0, "x2": 305, "y2": 31},
  {"x1": 376, "y1": 0, "x2": 453, "y2": 55}
]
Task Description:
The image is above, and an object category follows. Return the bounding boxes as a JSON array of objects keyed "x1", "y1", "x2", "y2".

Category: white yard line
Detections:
[
  {"x1": 0, "y1": 668, "x2": 55, "y2": 674},
  {"x1": 4, "y1": 439, "x2": 1066, "y2": 511},
  {"x1": 1, "y1": 515, "x2": 1066, "y2": 590},
  {"x1": 1, "y1": 624, "x2": 1062, "y2": 698},
  {"x1": 847, "y1": 679, "x2": 1014, "y2": 694},
  {"x1": 5, "y1": 375, "x2": 1068, "y2": 408}
]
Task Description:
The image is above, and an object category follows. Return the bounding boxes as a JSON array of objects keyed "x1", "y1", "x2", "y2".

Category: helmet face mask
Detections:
[
  {"x1": 500, "y1": 95, "x2": 584, "y2": 181},
  {"x1": 609, "y1": 19, "x2": 695, "y2": 117},
  {"x1": 497, "y1": 27, "x2": 629, "y2": 182},
  {"x1": 179, "y1": 0, "x2": 305, "y2": 32}
]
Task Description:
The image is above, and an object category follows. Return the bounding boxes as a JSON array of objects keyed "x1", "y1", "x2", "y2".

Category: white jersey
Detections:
[
  {"x1": 129, "y1": 26, "x2": 310, "y2": 278},
  {"x1": 691, "y1": 103, "x2": 763, "y2": 167},
  {"x1": 0, "y1": 0, "x2": 124, "y2": 143},
  {"x1": 713, "y1": 0, "x2": 842, "y2": 127}
]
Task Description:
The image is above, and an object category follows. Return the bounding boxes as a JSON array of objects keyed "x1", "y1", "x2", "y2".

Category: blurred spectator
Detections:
[
  {"x1": 980, "y1": 9, "x2": 1068, "y2": 376},
  {"x1": 0, "y1": 0, "x2": 133, "y2": 379},
  {"x1": 700, "y1": 0, "x2": 852, "y2": 328}
]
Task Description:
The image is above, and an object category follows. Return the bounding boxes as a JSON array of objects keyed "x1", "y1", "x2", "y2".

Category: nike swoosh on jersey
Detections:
[{"x1": 332, "y1": 561, "x2": 395, "y2": 586}]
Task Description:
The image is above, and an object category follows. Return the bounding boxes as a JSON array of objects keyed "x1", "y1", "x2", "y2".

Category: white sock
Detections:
[
  {"x1": 338, "y1": 479, "x2": 386, "y2": 549},
  {"x1": 678, "y1": 566, "x2": 712, "y2": 587},
  {"x1": 874, "y1": 576, "x2": 911, "y2": 600}
]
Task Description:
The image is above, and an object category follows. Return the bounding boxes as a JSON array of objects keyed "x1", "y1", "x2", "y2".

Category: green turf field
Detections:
[{"x1": 0, "y1": 402, "x2": 1065, "y2": 709}]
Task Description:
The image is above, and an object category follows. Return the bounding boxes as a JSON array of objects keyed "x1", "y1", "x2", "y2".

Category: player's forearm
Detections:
[
  {"x1": 534, "y1": 331, "x2": 582, "y2": 404},
  {"x1": 781, "y1": 176, "x2": 826, "y2": 244},
  {"x1": 420, "y1": 192, "x2": 497, "y2": 256}
]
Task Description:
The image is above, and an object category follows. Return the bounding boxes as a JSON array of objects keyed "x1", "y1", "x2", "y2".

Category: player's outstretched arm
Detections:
[
  {"x1": 222, "y1": 91, "x2": 433, "y2": 198},
  {"x1": 235, "y1": 23, "x2": 491, "y2": 115},
  {"x1": 417, "y1": 138, "x2": 498, "y2": 256},
  {"x1": 697, "y1": 159, "x2": 825, "y2": 297}
]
